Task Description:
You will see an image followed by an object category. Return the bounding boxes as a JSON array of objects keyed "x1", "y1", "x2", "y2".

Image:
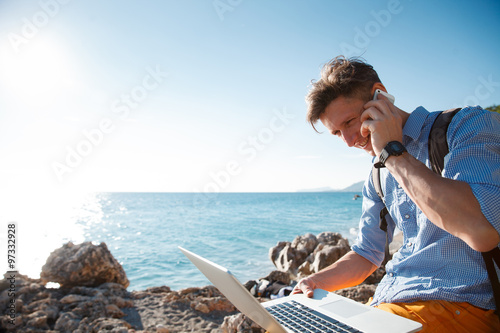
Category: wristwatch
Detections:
[{"x1": 374, "y1": 141, "x2": 407, "y2": 168}]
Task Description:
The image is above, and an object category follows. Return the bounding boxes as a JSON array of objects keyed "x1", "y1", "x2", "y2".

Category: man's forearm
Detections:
[
  {"x1": 385, "y1": 152, "x2": 500, "y2": 252},
  {"x1": 307, "y1": 251, "x2": 378, "y2": 292}
]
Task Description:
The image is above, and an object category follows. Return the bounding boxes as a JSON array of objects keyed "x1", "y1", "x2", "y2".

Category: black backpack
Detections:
[{"x1": 371, "y1": 108, "x2": 500, "y2": 317}]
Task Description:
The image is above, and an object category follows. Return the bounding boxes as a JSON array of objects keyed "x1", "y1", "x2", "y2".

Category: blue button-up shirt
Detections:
[{"x1": 352, "y1": 106, "x2": 500, "y2": 310}]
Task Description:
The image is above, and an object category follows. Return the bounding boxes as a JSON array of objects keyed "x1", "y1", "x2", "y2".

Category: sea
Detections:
[{"x1": 11, "y1": 192, "x2": 363, "y2": 291}]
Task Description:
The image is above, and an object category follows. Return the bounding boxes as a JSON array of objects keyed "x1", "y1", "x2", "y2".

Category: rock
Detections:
[
  {"x1": 390, "y1": 230, "x2": 404, "y2": 255},
  {"x1": 98, "y1": 282, "x2": 129, "y2": 297},
  {"x1": 54, "y1": 311, "x2": 81, "y2": 332},
  {"x1": 335, "y1": 284, "x2": 377, "y2": 304},
  {"x1": 192, "y1": 297, "x2": 236, "y2": 313},
  {"x1": 221, "y1": 313, "x2": 266, "y2": 333},
  {"x1": 268, "y1": 239, "x2": 310, "y2": 276},
  {"x1": 41, "y1": 242, "x2": 129, "y2": 288},
  {"x1": 317, "y1": 231, "x2": 345, "y2": 245},
  {"x1": 77, "y1": 317, "x2": 131, "y2": 332},
  {"x1": 270, "y1": 232, "x2": 350, "y2": 279},
  {"x1": 0, "y1": 266, "x2": 137, "y2": 332},
  {"x1": 28, "y1": 299, "x2": 60, "y2": 322},
  {"x1": 128, "y1": 285, "x2": 237, "y2": 332},
  {"x1": 301, "y1": 241, "x2": 350, "y2": 277},
  {"x1": 26, "y1": 310, "x2": 50, "y2": 330},
  {"x1": 156, "y1": 324, "x2": 170, "y2": 333},
  {"x1": 268, "y1": 241, "x2": 293, "y2": 272},
  {"x1": 145, "y1": 285, "x2": 171, "y2": 294},
  {"x1": 291, "y1": 233, "x2": 318, "y2": 254},
  {"x1": 60, "y1": 294, "x2": 91, "y2": 304},
  {"x1": 0, "y1": 314, "x2": 22, "y2": 330},
  {"x1": 179, "y1": 286, "x2": 202, "y2": 296},
  {"x1": 262, "y1": 270, "x2": 291, "y2": 286},
  {"x1": 193, "y1": 301, "x2": 210, "y2": 313},
  {"x1": 363, "y1": 267, "x2": 386, "y2": 285},
  {"x1": 106, "y1": 304, "x2": 125, "y2": 318}
]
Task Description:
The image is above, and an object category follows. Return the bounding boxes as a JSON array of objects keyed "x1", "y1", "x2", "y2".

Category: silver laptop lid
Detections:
[{"x1": 179, "y1": 246, "x2": 286, "y2": 333}]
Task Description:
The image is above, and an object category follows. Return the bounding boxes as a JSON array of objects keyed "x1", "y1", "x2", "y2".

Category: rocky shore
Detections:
[{"x1": 0, "y1": 232, "x2": 396, "y2": 332}]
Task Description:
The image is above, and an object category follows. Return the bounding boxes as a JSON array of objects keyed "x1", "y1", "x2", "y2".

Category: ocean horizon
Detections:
[{"x1": 10, "y1": 192, "x2": 363, "y2": 291}]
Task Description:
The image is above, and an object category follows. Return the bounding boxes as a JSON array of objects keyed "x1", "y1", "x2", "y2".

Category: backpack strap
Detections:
[
  {"x1": 372, "y1": 164, "x2": 384, "y2": 200},
  {"x1": 428, "y1": 108, "x2": 461, "y2": 174},
  {"x1": 372, "y1": 164, "x2": 390, "y2": 265}
]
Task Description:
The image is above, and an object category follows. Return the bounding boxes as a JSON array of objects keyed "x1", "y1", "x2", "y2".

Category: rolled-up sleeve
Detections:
[{"x1": 444, "y1": 107, "x2": 500, "y2": 234}]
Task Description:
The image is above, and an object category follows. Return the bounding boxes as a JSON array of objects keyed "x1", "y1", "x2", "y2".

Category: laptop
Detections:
[{"x1": 179, "y1": 247, "x2": 422, "y2": 333}]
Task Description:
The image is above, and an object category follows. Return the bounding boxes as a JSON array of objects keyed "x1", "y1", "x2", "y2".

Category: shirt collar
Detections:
[{"x1": 403, "y1": 106, "x2": 430, "y2": 143}]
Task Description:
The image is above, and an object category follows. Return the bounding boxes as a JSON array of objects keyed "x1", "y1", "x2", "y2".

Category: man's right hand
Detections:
[{"x1": 291, "y1": 276, "x2": 317, "y2": 298}]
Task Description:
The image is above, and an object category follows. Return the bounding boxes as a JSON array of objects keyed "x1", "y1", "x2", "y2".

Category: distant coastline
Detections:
[{"x1": 296, "y1": 180, "x2": 364, "y2": 193}]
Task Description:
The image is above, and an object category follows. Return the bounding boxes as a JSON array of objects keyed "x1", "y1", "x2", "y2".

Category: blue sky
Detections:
[{"x1": 1, "y1": 0, "x2": 499, "y2": 201}]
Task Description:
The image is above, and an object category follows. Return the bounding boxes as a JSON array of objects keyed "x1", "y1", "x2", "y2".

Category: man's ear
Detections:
[{"x1": 370, "y1": 83, "x2": 387, "y2": 97}]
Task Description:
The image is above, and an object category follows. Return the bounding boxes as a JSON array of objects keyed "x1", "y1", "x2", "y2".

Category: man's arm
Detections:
[
  {"x1": 362, "y1": 98, "x2": 500, "y2": 252},
  {"x1": 385, "y1": 153, "x2": 500, "y2": 252},
  {"x1": 292, "y1": 251, "x2": 378, "y2": 297}
]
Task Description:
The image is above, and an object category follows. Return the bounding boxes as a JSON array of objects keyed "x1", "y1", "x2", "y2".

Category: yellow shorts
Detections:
[{"x1": 371, "y1": 299, "x2": 499, "y2": 333}]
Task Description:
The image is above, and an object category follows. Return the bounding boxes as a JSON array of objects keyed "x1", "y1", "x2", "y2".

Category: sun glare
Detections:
[{"x1": 0, "y1": 35, "x2": 76, "y2": 108}]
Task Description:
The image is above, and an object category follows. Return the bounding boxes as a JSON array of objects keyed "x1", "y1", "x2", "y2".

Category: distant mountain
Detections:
[
  {"x1": 296, "y1": 186, "x2": 336, "y2": 193},
  {"x1": 297, "y1": 180, "x2": 364, "y2": 193},
  {"x1": 339, "y1": 181, "x2": 364, "y2": 192}
]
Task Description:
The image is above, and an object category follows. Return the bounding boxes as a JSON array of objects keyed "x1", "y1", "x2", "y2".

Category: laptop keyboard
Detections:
[{"x1": 267, "y1": 300, "x2": 363, "y2": 333}]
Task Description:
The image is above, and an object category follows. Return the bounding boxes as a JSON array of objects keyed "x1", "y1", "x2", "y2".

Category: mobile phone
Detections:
[{"x1": 373, "y1": 89, "x2": 395, "y2": 104}]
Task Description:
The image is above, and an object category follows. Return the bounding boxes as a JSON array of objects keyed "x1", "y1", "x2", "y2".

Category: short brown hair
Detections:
[{"x1": 306, "y1": 56, "x2": 381, "y2": 131}]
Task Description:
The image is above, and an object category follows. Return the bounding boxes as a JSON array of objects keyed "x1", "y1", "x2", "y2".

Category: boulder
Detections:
[
  {"x1": 298, "y1": 238, "x2": 350, "y2": 278},
  {"x1": 220, "y1": 313, "x2": 266, "y2": 333},
  {"x1": 269, "y1": 232, "x2": 350, "y2": 279},
  {"x1": 291, "y1": 233, "x2": 318, "y2": 253},
  {"x1": 268, "y1": 241, "x2": 295, "y2": 273},
  {"x1": 191, "y1": 297, "x2": 236, "y2": 314},
  {"x1": 41, "y1": 242, "x2": 129, "y2": 288},
  {"x1": 262, "y1": 270, "x2": 292, "y2": 286},
  {"x1": 268, "y1": 234, "x2": 318, "y2": 276},
  {"x1": 335, "y1": 284, "x2": 377, "y2": 304}
]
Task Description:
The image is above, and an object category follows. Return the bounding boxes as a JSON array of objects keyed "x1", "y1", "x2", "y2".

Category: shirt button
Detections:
[
  {"x1": 389, "y1": 273, "x2": 394, "y2": 277},
  {"x1": 404, "y1": 214, "x2": 410, "y2": 219},
  {"x1": 407, "y1": 242, "x2": 413, "y2": 247}
]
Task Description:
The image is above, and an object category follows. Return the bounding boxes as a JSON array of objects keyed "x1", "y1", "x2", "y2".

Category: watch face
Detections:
[{"x1": 388, "y1": 141, "x2": 405, "y2": 154}]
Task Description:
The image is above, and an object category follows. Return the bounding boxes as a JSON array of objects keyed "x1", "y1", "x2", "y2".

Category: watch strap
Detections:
[{"x1": 375, "y1": 141, "x2": 406, "y2": 168}]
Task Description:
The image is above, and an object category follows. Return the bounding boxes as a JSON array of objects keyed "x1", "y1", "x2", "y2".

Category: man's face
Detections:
[{"x1": 319, "y1": 96, "x2": 375, "y2": 156}]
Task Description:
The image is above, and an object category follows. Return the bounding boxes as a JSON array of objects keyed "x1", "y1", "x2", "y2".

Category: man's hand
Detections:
[
  {"x1": 290, "y1": 252, "x2": 379, "y2": 299},
  {"x1": 360, "y1": 94, "x2": 405, "y2": 157},
  {"x1": 291, "y1": 276, "x2": 317, "y2": 298}
]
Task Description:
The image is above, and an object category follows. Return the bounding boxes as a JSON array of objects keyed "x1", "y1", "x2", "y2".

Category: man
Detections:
[{"x1": 292, "y1": 56, "x2": 500, "y2": 332}]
